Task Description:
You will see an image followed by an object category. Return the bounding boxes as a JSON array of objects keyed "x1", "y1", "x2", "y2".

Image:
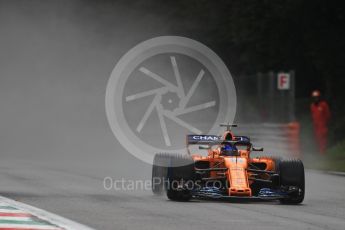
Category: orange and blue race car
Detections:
[{"x1": 152, "y1": 124, "x2": 305, "y2": 204}]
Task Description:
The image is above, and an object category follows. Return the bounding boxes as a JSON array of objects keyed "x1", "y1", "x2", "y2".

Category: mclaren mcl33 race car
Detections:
[{"x1": 152, "y1": 124, "x2": 305, "y2": 204}]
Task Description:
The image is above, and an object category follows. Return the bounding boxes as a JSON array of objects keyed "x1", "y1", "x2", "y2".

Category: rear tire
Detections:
[
  {"x1": 279, "y1": 158, "x2": 305, "y2": 204},
  {"x1": 152, "y1": 153, "x2": 170, "y2": 195},
  {"x1": 166, "y1": 154, "x2": 195, "y2": 201}
]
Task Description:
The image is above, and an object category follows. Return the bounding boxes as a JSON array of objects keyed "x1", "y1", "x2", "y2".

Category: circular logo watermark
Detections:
[{"x1": 106, "y1": 36, "x2": 236, "y2": 165}]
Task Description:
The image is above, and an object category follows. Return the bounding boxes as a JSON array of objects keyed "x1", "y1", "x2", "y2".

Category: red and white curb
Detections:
[{"x1": 0, "y1": 196, "x2": 95, "y2": 230}]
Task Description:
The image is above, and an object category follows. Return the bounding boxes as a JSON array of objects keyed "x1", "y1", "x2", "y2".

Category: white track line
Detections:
[
  {"x1": 0, "y1": 196, "x2": 96, "y2": 230},
  {"x1": 0, "y1": 224, "x2": 61, "y2": 229},
  {"x1": 0, "y1": 216, "x2": 32, "y2": 221},
  {"x1": 0, "y1": 209, "x2": 26, "y2": 213}
]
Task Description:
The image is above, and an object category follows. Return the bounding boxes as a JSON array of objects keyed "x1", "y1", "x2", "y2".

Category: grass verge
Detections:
[{"x1": 304, "y1": 140, "x2": 345, "y2": 172}]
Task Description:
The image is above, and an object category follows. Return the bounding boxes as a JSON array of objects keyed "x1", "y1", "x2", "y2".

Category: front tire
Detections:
[
  {"x1": 279, "y1": 158, "x2": 305, "y2": 204},
  {"x1": 166, "y1": 154, "x2": 195, "y2": 201}
]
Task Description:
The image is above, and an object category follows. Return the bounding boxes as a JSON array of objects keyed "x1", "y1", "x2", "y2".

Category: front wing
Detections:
[{"x1": 191, "y1": 187, "x2": 298, "y2": 200}]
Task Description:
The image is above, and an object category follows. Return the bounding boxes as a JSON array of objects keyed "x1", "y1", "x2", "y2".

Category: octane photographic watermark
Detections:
[
  {"x1": 106, "y1": 36, "x2": 236, "y2": 165},
  {"x1": 103, "y1": 177, "x2": 230, "y2": 192},
  {"x1": 103, "y1": 177, "x2": 152, "y2": 191}
]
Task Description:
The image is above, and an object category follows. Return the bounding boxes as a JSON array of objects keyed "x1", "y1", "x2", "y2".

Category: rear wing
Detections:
[
  {"x1": 234, "y1": 136, "x2": 251, "y2": 142},
  {"x1": 186, "y1": 135, "x2": 251, "y2": 145},
  {"x1": 187, "y1": 135, "x2": 221, "y2": 145}
]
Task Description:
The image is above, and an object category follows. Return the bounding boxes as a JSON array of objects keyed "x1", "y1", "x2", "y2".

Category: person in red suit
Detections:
[{"x1": 310, "y1": 90, "x2": 331, "y2": 154}]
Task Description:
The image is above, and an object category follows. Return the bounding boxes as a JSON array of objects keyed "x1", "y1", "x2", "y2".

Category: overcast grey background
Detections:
[{"x1": 0, "y1": 0, "x2": 182, "y2": 180}]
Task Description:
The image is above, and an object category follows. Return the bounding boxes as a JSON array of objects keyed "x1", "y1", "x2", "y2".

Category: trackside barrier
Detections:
[
  {"x1": 285, "y1": 122, "x2": 301, "y2": 157},
  {"x1": 235, "y1": 122, "x2": 301, "y2": 158}
]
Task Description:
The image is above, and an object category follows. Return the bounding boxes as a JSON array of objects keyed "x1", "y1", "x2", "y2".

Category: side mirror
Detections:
[
  {"x1": 252, "y1": 147, "x2": 264, "y2": 151},
  {"x1": 199, "y1": 145, "x2": 211, "y2": 150}
]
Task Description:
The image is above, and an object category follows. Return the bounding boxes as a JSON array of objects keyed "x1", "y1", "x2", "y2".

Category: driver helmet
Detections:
[{"x1": 221, "y1": 144, "x2": 238, "y2": 156}]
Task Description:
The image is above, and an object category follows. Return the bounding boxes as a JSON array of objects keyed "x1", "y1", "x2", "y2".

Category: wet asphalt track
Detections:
[{"x1": 1, "y1": 156, "x2": 345, "y2": 230}]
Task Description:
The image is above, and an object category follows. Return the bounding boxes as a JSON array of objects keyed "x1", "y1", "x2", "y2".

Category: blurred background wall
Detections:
[{"x1": 0, "y1": 0, "x2": 344, "y2": 173}]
